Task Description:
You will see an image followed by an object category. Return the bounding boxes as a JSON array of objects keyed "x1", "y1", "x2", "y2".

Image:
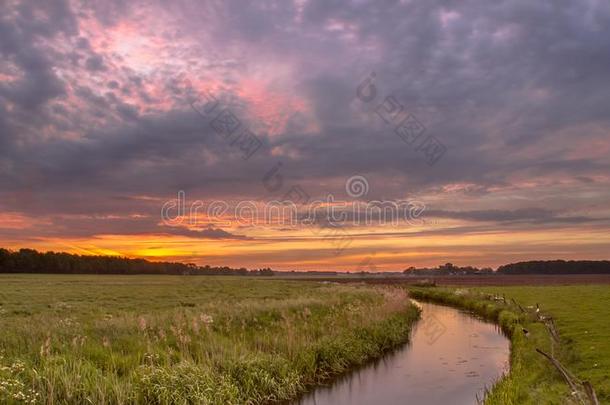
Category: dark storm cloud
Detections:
[
  {"x1": 161, "y1": 0, "x2": 610, "y2": 198},
  {"x1": 0, "y1": 0, "x2": 77, "y2": 152},
  {"x1": 84, "y1": 55, "x2": 107, "y2": 71},
  {"x1": 161, "y1": 227, "x2": 250, "y2": 240},
  {"x1": 1, "y1": 0, "x2": 610, "y2": 242},
  {"x1": 0, "y1": 211, "x2": 249, "y2": 241}
]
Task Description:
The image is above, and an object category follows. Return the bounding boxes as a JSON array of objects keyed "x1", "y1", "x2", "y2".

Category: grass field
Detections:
[
  {"x1": 410, "y1": 285, "x2": 610, "y2": 405},
  {"x1": 476, "y1": 285, "x2": 610, "y2": 404},
  {"x1": 0, "y1": 275, "x2": 419, "y2": 404},
  {"x1": 1, "y1": 275, "x2": 608, "y2": 405}
]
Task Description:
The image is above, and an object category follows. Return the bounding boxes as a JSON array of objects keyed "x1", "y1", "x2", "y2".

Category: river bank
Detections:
[{"x1": 409, "y1": 287, "x2": 602, "y2": 404}]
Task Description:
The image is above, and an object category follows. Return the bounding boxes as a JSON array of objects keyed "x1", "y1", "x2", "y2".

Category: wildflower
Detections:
[
  {"x1": 199, "y1": 314, "x2": 214, "y2": 325},
  {"x1": 178, "y1": 333, "x2": 191, "y2": 345},
  {"x1": 143, "y1": 353, "x2": 160, "y2": 365},
  {"x1": 12, "y1": 391, "x2": 26, "y2": 400},
  {"x1": 10, "y1": 361, "x2": 26, "y2": 374},
  {"x1": 138, "y1": 316, "x2": 147, "y2": 331}
]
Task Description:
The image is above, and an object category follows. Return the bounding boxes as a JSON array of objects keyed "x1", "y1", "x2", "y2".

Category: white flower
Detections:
[{"x1": 199, "y1": 314, "x2": 214, "y2": 325}]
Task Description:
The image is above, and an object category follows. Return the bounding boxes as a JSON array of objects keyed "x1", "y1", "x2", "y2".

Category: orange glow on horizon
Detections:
[{"x1": 3, "y1": 221, "x2": 610, "y2": 271}]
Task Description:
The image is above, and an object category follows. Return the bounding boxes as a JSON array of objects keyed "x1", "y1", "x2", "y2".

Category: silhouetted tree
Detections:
[
  {"x1": 0, "y1": 248, "x2": 275, "y2": 276},
  {"x1": 497, "y1": 260, "x2": 610, "y2": 275}
]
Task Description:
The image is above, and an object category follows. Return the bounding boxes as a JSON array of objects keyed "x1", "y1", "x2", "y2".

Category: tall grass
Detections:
[{"x1": 0, "y1": 275, "x2": 419, "y2": 404}]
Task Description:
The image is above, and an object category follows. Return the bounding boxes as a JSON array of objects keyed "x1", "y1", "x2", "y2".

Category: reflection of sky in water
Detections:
[{"x1": 296, "y1": 301, "x2": 510, "y2": 405}]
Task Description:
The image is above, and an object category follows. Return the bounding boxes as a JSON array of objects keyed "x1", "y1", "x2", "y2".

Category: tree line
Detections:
[
  {"x1": 0, "y1": 248, "x2": 274, "y2": 276},
  {"x1": 2, "y1": 248, "x2": 609, "y2": 276},
  {"x1": 403, "y1": 263, "x2": 494, "y2": 275},
  {"x1": 402, "y1": 260, "x2": 610, "y2": 275},
  {"x1": 496, "y1": 260, "x2": 610, "y2": 275}
]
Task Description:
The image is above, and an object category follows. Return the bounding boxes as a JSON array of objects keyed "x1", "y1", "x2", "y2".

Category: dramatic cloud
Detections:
[{"x1": 1, "y1": 0, "x2": 610, "y2": 269}]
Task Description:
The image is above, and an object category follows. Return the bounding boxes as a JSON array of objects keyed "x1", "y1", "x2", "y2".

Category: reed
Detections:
[{"x1": 0, "y1": 275, "x2": 419, "y2": 404}]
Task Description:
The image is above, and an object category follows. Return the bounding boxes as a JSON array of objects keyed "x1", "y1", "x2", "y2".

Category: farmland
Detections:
[
  {"x1": 476, "y1": 285, "x2": 610, "y2": 403},
  {"x1": 0, "y1": 275, "x2": 418, "y2": 404},
  {"x1": 1, "y1": 274, "x2": 608, "y2": 404}
]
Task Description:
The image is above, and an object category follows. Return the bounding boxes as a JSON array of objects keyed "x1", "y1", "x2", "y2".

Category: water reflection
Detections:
[{"x1": 295, "y1": 301, "x2": 510, "y2": 405}]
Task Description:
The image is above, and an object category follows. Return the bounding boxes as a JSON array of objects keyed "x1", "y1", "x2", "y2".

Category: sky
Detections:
[{"x1": 1, "y1": 0, "x2": 610, "y2": 271}]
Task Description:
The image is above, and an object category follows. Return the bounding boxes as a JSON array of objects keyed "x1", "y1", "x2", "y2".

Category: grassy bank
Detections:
[
  {"x1": 0, "y1": 275, "x2": 419, "y2": 404},
  {"x1": 409, "y1": 286, "x2": 607, "y2": 405},
  {"x1": 474, "y1": 286, "x2": 610, "y2": 404}
]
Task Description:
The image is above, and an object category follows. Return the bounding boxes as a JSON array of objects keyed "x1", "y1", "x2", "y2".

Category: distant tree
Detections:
[
  {"x1": 258, "y1": 268, "x2": 274, "y2": 276},
  {"x1": 497, "y1": 260, "x2": 610, "y2": 275},
  {"x1": 403, "y1": 263, "x2": 494, "y2": 276},
  {"x1": 0, "y1": 248, "x2": 275, "y2": 276},
  {"x1": 478, "y1": 267, "x2": 494, "y2": 274}
]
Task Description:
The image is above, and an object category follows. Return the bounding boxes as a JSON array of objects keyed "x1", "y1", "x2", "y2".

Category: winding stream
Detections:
[{"x1": 295, "y1": 300, "x2": 510, "y2": 405}]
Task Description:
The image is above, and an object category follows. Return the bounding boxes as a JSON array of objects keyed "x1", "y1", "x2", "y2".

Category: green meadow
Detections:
[
  {"x1": 0, "y1": 275, "x2": 418, "y2": 404},
  {"x1": 1, "y1": 275, "x2": 609, "y2": 404},
  {"x1": 477, "y1": 285, "x2": 610, "y2": 404}
]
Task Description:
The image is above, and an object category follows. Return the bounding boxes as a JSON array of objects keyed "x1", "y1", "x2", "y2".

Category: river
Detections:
[{"x1": 295, "y1": 300, "x2": 510, "y2": 405}]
